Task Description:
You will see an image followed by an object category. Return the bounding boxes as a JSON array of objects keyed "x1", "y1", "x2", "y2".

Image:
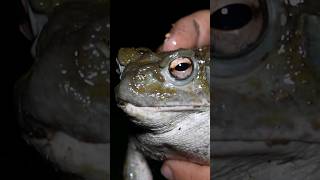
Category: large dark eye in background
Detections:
[
  {"x1": 211, "y1": 0, "x2": 266, "y2": 58},
  {"x1": 169, "y1": 57, "x2": 193, "y2": 80}
]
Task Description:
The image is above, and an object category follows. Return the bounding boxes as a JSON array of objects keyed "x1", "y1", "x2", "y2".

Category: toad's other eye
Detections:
[
  {"x1": 211, "y1": 0, "x2": 266, "y2": 58},
  {"x1": 169, "y1": 57, "x2": 193, "y2": 80},
  {"x1": 212, "y1": 4, "x2": 253, "y2": 30}
]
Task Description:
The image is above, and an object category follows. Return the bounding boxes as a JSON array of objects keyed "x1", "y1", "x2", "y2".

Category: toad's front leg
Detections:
[{"x1": 124, "y1": 138, "x2": 153, "y2": 180}]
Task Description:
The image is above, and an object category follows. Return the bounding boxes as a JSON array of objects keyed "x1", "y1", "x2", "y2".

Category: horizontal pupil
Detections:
[
  {"x1": 211, "y1": 4, "x2": 253, "y2": 30},
  {"x1": 175, "y1": 63, "x2": 190, "y2": 71}
]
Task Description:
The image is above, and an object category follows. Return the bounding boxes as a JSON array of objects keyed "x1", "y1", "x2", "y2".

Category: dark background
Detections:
[
  {"x1": 1, "y1": 1, "x2": 67, "y2": 179},
  {"x1": 1, "y1": 0, "x2": 208, "y2": 179}
]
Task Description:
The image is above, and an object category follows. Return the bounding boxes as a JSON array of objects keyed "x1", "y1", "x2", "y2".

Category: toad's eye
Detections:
[
  {"x1": 211, "y1": 1, "x2": 266, "y2": 58},
  {"x1": 169, "y1": 57, "x2": 193, "y2": 80},
  {"x1": 212, "y1": 4, "x2": 253, "y2": 30}
]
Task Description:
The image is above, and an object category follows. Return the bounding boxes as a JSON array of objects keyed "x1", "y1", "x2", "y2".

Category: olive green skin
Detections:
[
  {"x1": 18, "y1": 2, "x2": 109, "y2": 143},
  {"x1": 29, "y1": 0, "x2": 109, "y2": 14},
  {"x1": 16, "y1": 2, "x2": 109, "y2": 180},
  {"x1": 213, "y1": 0, "x2": 320, "y2": 146},
  {"x1": 116, "y1": 47, "x2": 210, "y2": 108},
  {"x1": 212, "y1": 0, "x2": 320, "y2": 179},
  {"x1": 116, "y1": 47, "x2": 210, "y2": 180}
]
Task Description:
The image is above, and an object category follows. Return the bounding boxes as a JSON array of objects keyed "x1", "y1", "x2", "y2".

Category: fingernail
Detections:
[
  {"x1": 161, "y1": 164, "x2": 173, "y2": 180},
  {"x1": 165, "y1": 33, "x2": 171, "y2": 39}
]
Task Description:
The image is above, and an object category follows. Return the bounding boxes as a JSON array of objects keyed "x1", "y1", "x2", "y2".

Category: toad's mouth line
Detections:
[
  {"x1": 117, "y1": 101, "x2": 210, "y2": 112},
  {"x1": 212, "y1": 140, "x2": 320, "y2": 157}
]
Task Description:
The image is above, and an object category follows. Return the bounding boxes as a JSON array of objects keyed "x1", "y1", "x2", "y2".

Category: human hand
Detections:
[
  {"x1": 159, "y1": 10, "x2": 210, "y2": 52},
  {"x1": 161, "y1": 160, "x2": 210, "y2": 180},
  {"x1": 159, "y1": 9, "x2": 210, "y2": 180}
]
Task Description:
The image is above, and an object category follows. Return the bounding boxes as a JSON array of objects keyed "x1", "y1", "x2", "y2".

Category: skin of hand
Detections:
[
  {"x1": 161, "y1": 160, "x2": 210, "y2": 180},
  {"x1": 159, "y1": 10, "x2": 210, "y2": 180},
  {"x1": 159, "y1": 10, "x2": 210, "y2": 52}
]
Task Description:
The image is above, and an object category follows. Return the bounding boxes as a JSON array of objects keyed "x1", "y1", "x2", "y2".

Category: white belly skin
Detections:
[
  {"x1": 122, "y1": 104, "x2": 210, "y2": 165},
  {"x1": 26, "y1": 131, "x2": 109, "y2": 180},
  {"x1": 137, "y1": 111, "x2": 209, "y2": 164},
  {"x1": 122, "y1": 104, "x2": 209, "y2": 180}
]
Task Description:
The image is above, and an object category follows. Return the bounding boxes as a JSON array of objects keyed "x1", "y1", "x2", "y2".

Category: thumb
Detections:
[
  {"x1": 161, "y1": 160, "x2": 210, "y2": 180},
  {"x1": 159, "y1": 10, "x2": 210, "y2": 52}
]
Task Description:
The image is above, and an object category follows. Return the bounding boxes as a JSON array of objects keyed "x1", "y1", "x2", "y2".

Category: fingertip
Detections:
[
  {"x1": 161, "y1": 162, "x2": 174, "y2": 180},
  {"x1": 160, "y1": 10, "x2": 210, "y2": 52},
  {"x1": 162, "y1": 35, "x2": 180, "y2": 51},
  {"x1": 161, "y1": 26, "x2": 198, "y2": 51},
  {"x1": 161, "y1": 160, "x2": 210, "y2": 180}
]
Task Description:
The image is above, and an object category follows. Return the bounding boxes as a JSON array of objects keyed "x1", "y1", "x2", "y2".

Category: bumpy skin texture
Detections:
[
  {"x1": 212, "y1": 0, "x2": 320, "y2": 179},
  {"x1": 29, "y1": 0, "x2": 109, "y2": 14},
  {"x1": 116, "y1": 47, "x2": 210, "y2": 179},
  {"x1": 16, "y1": 1, "x2": 109, "y2": 180}
]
